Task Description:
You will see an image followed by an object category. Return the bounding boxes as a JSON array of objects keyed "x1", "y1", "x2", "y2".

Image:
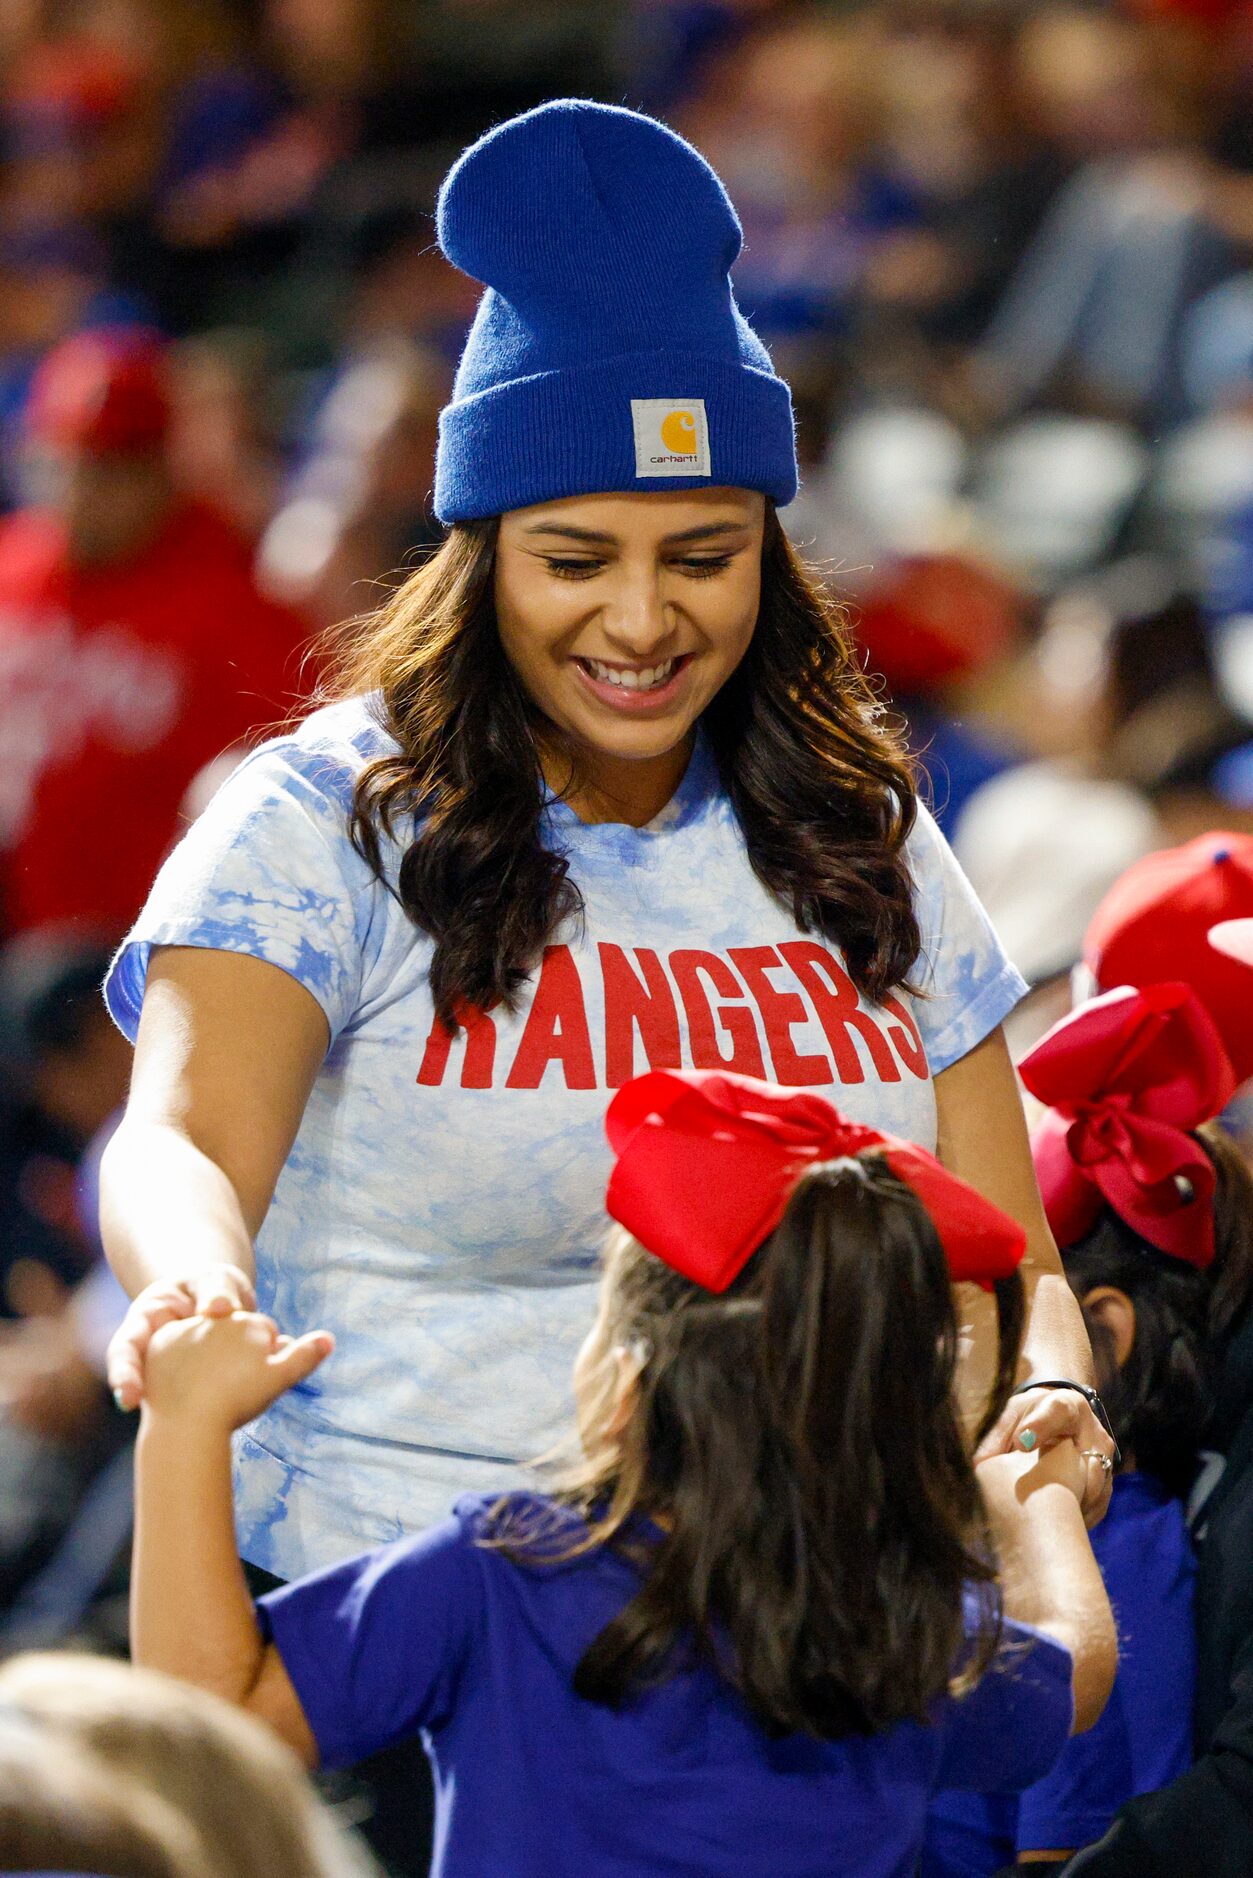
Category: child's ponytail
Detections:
[
  {"x1": 755, "y1": 1156, "x2": 1021, "y2": 1728},
  {"x1": 566, "y1": 1148, "x2": 1024, "y2": 1739}
]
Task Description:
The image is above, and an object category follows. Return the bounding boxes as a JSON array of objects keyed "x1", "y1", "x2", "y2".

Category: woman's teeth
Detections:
[{"x1": 583, "y1": 657, "x2": 679, "y2": 691}]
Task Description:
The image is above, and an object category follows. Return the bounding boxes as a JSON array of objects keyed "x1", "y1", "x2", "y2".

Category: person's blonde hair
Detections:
[
  {"x1": 0, "y1": 1708, "x2": 211, "y2": 1878},
  {"x1": 0, "y1": 1653, "x2": 378, "y2": 1878}
]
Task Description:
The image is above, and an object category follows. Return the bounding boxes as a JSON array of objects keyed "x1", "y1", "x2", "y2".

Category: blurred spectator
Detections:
[
  {"x1": 253, "y1": 201, "x2": 462, "y2": 624},
  {"x1": 0, "y1": 928, "x2": 130, "y2": 1619},
  {"x1": 115, "y1": 0, "x2": 420, "y2": 320},
  {"x1": 0, "y1": 31, "x2": 160, "y2": 232},
  {"x1": 625, "y1": 0, "x2": 768, "y2": 113},
  {"x1": 680, "y1": 14, "x2": 920, "y2": 347},
  {"x1": 258, "y1": 341, "x2": 447, "y2": 626},
  {"x1": 164, "y1": 329, "x2": 284, "y2": 538},
  {"x1": 0, "y1": 927, "x2": 127, "y2": 1316},
  {"x1": 864, "y1": 0, "x2": 1066, "y2": 374},
  {"x1": 853, "y1": 550, "x2": 1028, "y2": 831},
  {"x1": 269, "y1": 194, "x2": 472, "y2": 447},
  {"x1": 0, "y1": 1706, "x2": 211, "y2": 1878},
  {"x1": 1149, "y1": 273, "x2": 1253, "y2": 604},
  {"x1": 977, "y1": 6, "x2": 1240, "y2": 428},
  {"x1": 334, "y1": 203, "x2": 476, "y2": 365},
  {"x1": 0, "y1": 325, "x2": 310, "y2": 935},
  {"x1": 949, "y1": 582, "x2": 1253, "y2": 1033},
  {"x1": 0, "y1": 220, "x2": 152, "y2": 511},
  {"x1": 0, "y1": 1652, "x2": 380, "y2": 1878},
  {"x1": 1099, "y1": 591, "x2": 1253, "y2": 836},
  {"x1": 968, "y1": 579, "x2": 1252, "y2": 810}
]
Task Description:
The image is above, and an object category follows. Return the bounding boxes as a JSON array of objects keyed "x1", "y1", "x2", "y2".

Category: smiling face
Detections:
[{"x1": 494, "y1": 487, "x2": 766, "y2": 794}]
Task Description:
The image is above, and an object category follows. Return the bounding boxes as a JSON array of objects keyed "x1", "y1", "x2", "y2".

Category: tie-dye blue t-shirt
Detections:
[{"x1": 105, "y1": 696, "x2": 1025, "y2": 1579}]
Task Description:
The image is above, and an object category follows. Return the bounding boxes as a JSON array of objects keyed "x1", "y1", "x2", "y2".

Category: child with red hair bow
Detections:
[
  {"x1": 129, "y1": 1070, "x2": 1114, "y2": 1878},
  {"x1": 927, "y1": 981, "x2": 1253, "y2": 1876}
]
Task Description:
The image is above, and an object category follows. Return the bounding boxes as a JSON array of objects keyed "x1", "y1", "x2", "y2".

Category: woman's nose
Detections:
[{"x1": 599, "y1": 574, "x2": 676, "y2": 657}]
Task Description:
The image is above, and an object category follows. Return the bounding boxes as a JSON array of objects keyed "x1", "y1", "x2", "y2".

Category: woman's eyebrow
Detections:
[
  {"x1": 523, "y1": 523, "x2": 618, "y2": 544},
  {"x1": 523, "y1": 518, "x2": 752, "y2": 545},
  {"x1": 660, "y1": 520, "x2": 751, "y2": 544}
]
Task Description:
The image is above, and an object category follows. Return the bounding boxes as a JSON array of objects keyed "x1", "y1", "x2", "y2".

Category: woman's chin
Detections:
[{"x1": 565, "y1": 708, "x2": 697, "y2": 766}]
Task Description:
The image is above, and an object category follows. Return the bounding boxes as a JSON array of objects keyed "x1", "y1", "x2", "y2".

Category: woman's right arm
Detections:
[
  {"x1": 976, "y1": 1444, "x2": 1118, "y2": 1735},
  {"x1": 101, "y1": 946, "x2": 331, "y2": 1408}
]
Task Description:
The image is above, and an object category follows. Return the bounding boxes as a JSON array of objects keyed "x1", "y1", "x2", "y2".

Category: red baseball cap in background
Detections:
[
  {"x1": 25, "y1": 327, "x2": 171, "y2": 456},
  {"x1": 1083, "y1": 832, "x2": 1253, "y2": 1081},
  {"x1": 853, "y1": 554, "x2": 1023, "y2": 697}
]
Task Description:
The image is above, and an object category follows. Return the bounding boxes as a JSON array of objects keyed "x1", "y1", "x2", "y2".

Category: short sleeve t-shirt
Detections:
[
  {"x1": 257, "y1": 1491, "x2": 1074, "y2": 1878},
  {"x1": 105, "y1": 696, "x2": 1025, "y2": 1579},
  {"x1": 923, "y1": 1471, "x2": 1197, "y2": 1874}
]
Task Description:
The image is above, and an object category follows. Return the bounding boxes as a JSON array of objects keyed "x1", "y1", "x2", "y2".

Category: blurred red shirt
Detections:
[{"x1": 0, "y1": 497, "x2": 309, "y2": 934}]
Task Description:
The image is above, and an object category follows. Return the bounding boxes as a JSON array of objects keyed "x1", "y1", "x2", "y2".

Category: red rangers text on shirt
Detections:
[{"x1": 416, "y1": 941, "x2": 928, "y2": 1092}]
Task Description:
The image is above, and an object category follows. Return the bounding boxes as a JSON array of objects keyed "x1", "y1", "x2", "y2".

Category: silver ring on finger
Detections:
[{"x1": 1081, "y1": 1448, "x2": 1114, "y2": 1476}]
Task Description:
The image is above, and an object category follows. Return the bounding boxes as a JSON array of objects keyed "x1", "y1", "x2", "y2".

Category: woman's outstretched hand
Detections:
[
  {"x1": 107, "y1": 1264, "x2": 258, "y2": 1410},
  {"x1": 976, "y1": 1387, "x2": 1115, "y2": 1526},
  {"x1": 144, "y1": 1311, "x2": 334, "y2": 1432}
]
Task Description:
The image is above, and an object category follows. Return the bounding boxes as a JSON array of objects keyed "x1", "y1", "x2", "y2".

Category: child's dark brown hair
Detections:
[{"x1": 493, "y1": 1151, "x2": 1025, "y2": 1739}]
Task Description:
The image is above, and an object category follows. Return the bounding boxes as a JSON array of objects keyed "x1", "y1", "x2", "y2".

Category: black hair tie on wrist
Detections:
[{"x1": 1009, "y1": 1378, "x2": 1122, "y2": 1467}]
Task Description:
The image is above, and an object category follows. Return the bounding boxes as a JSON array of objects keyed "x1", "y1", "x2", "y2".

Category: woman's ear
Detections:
[{"x1": 1081, "y1": 1285, "x2": 1137, "y2": 1369}]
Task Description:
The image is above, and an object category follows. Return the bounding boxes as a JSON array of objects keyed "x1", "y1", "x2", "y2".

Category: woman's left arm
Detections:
[{"x1": 934, "y1": 1024, "x2": 1114, "y2": 1521}]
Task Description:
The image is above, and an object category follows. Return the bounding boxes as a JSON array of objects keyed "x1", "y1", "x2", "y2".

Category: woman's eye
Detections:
[
  {"x1": 544, "y1": 558, "x2": 604, "y2": 579},
  {"x1": 675, "y1": 555, "x2": 734, "y2": 578}
]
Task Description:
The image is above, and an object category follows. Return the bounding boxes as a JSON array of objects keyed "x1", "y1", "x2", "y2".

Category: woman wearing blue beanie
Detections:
[{"x1": 98, "y1": 100, "x2": 1110, "y2": 1869}]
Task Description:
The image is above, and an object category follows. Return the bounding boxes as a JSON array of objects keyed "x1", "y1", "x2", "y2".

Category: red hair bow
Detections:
[
  {"x1": 1019, "y1": 983, "x2": 1235, "y2": 1269},
  {"x1": 604, "y1": 1069, "x2": 1026, "y2": 1293}
]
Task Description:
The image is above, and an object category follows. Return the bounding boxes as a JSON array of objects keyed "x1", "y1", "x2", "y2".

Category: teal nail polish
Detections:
[
  {"x1": 1019, "y1": 1429, "x2": 1038, "y2": 1452},
  {"x1": 112, "y1": 1390, "x2": 133, "y2": 1413}
]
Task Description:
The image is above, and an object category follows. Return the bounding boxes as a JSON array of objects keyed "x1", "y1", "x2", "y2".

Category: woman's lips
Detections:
[{"x1": 572, "y1": 653, "x2": 692, "y2": 713}]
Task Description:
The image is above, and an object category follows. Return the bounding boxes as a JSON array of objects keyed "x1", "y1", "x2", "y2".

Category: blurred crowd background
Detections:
[{"x1": 0, "y1": 0, "x2": 1251, "y2": 1758}]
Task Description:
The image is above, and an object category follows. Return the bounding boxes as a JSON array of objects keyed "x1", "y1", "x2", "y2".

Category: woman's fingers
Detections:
[
  {"x1": 192, "y1": 1266, "x2": 256, "y2": 1317},
  {"x1": 976, "y1": 1386, "x2": 1116, "y2": 1523},
  {"x1": 1014, "y1": 1390, "x2": 1097, "y2": 1451},
  {"x1": 980, "y1": 1388, "x2": 1113, "y2": 1458},
  {"x1": 107, "y1": 1291, "x2": 192, "y2": 1408},
  {"x1": 106, "y1": 1266, "x2": 257, "y2": 1408},
  {"x1": 1079, "y1": 1447, "x2": 1116, "y2": 1526}
]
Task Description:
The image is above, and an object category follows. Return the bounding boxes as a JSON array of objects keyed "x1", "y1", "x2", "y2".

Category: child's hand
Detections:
[
  {"x1": 143, "y1": 1312, "x2": 333, "y2": 1434},
  {"x1": 976, "y1": 1436, "x2": 1088, "y2": 1507}
]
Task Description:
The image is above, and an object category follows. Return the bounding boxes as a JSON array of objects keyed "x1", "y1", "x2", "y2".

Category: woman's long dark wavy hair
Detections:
[
  {"x1": 491, "y1": 1155, "x2": 1025, "y2": 1740},
  {"x1": 328, "y1": 507, "x2": 921, "y2": 1028},
  {"x1": 1061, "y1": 1121, "x2": 1253, "y2": 1499}
]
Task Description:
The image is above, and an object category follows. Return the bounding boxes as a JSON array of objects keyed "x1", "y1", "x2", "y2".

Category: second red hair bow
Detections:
[
  {"x1": 605, "y1": 1069, "x2": 1026, "y2": 1292},
  {"x1": 1019, "y1": 982, "x2": 1235, "y2": 1268}
]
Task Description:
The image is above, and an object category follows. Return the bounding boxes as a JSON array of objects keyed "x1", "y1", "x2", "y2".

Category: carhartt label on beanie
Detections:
[
  {"x1": 631, "y1": 399, "x2": 711, "y2": 478},
  {"x1": 433, "y1": 99, "x2": 796, "y2": 522}
]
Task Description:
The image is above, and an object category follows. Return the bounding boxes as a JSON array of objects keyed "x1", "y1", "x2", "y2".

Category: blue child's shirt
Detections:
[
  {"x1": 257, "y1": 1492, "x2": 1073, "y2": 1878},
  {"x1": 104, "y1": 697, "x2": 1024, "y2": 1582},
  {"x1": 923, "y1": 1471, "x2": 1196, "y2": 1874}
]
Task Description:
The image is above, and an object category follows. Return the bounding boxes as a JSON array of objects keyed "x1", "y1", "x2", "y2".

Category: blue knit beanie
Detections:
[{"x1": 433, "y1": 99, "x2": 797, "y2": 523}]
